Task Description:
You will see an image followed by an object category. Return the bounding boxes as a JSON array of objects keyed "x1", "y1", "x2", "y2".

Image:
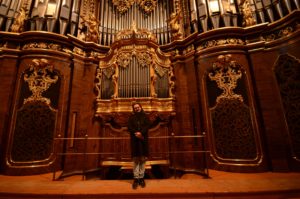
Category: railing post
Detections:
[
  {"x1": 82, "y1": 134, "x2": 88, "y2": 180},
  {"x1": 52, "y1": 134, "x2": 61, "y2": 181},
  {"x1": 202, "y1": 132, "x2": 210, "y2": 178},
  {"x1": 171, "y1": 132, "x2": 177, "y2": 178}
]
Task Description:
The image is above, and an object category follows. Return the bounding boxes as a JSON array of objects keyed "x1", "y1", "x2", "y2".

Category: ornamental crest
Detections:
[
  {"x1": 209, "y1": 54, "x2": 243, "y2": 103},
  {"x1": 24, "y1": 59, "x2": 58, "y2": 105}
]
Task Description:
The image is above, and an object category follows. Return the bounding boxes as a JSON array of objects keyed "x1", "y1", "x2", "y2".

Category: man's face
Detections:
[{"x1": 133, "y1": 104, "x2": 142, "y2": 113}]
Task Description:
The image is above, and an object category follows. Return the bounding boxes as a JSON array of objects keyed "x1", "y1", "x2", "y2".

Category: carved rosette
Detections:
[
  {"x1": 24, "y1": 59, "x2": 58, "y2": 105},
  {"x1": 209, "y1": 54, "x2": 243, "y2": 103}
]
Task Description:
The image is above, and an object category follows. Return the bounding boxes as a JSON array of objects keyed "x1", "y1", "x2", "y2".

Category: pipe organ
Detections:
[
  {"x1": 95, "y1": 22, "x2": 175, "y2": 115},
  {"x1": 0, "y1": 0, "x2": 299, "y2": 177}
]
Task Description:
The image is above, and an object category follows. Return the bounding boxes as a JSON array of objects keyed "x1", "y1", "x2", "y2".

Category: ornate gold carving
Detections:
[
  {"x1": 197, "y1": 38, "x2": 244, "y2": 50},
  {"x1": 117, "y1": 52, "x2": 132, "y2": 68},
  {"x1": 95, "y1": 98, "x2": 175, "y2": 116},
  {"x1": 261, "y1": 26, "x2": 295, "y2": 42},
  {"x1": 240, "y1": 0, "x2": 256, "y2": 27},
  {"x1": 111, "y1": 64, "x2": 119, "y2": 98},
  {"x1": 116, "y1": 21, "x2": 157, "y2": 42},
  {"x1": 168, "y1": 69, "x2": 175, "y2": 98},
  {"x1": 150, "y1": 64, "x2": 157, "y2": 97},
  {"x1": 82, "y1": 0, "x2": 96, "y2": 16},
  {"x1": 79, "y1": 13, "x2": 100, "y2": 43},
  {"x1": 136, "y1": 52, "x2": 152, "y2": 67},
  {"x1": 22, "y1": 42, "x2": 65, "y2": 52},
  {"x1": 11, "y1": 7, "x2": 27, "y2": 33},
  {"x1": 279, "y1": 26, "x2": 293, "y2": 37},
  {"x1": 112, "y1": 0, "x2": 157, "y2": 14},
  {"x1": 112, "y1": 0, "x2": 135, "y2": 13},
  {"x1": 137, "y1": 0, "x2": 157, "y2": 14},
  {"x1": 209, "y1": 54, "x2": 243, "y2": 103},
  {"x1": 24, "y1": 59, "x2": 58, "y2": 105},
  {"x1": 73, "y1": 47, "x2": 86, "y2": 56},
  {"x1": 168, "y1": 0, "x2": 184, "y2": 41},
  {"x1": 168, "y1": 12, "x2": 184, "y2": 41},
  {"x1": 95, "y1": 68, "x2": 102, "y2": 99}
]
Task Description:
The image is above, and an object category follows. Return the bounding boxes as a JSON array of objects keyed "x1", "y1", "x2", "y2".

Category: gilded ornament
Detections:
[
  {"x1": 240, "y1": 0, "x2": 256, "y2": 27},
  {"x1": 136, "y1": 52, "x2": 152, "y2": 67},
  {"x1": 137, "y1": 0, "x2": 157, "y2": 14},
  {"x1": 217, "y1": 39, "x2": 227, "y2": 45},
  {"x1": 112, "y1": 0, "x2": 135, "y2": 13},
  {"x1": 79, "y1": 13, "x2": 100, "y2": 43},
  {"x1": 117, "y1": 52, "x2": 132, "y2": 68},
  {"x1": 73, "y1": 47, "x2": 86, "y2": 56},
  {"x1": 11, "y1": 7, "x2": 27, "y2": 33},
  {"x1": 279, "y1": 27, "x2": 293, "y2": 37},
  {"x1": 116, "y1": 21, "x2": 157, "y2": 42},
  {"x1": 48, "y1": 43, "x2": 61, "y2": 51},
  {"x1": 209, "y1": 54, "x2": 243, "y2": 103},
  {"x1": 24, "y1": 59, "x2": 58, "y2": 105},
  {"x1": 168, "y1": 12, "x2": 184, "y2": 41}
]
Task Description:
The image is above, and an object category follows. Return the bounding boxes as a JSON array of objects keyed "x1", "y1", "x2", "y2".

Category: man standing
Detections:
[{"x1": 128, "y1": 102, "x2": 150, "y2": 189}]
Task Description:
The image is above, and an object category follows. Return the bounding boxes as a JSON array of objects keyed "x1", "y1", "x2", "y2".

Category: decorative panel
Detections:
[
  {"x1": 8, "y1": 59, "x2": 60, "y2": 166},
  {"x1": 206, "y1": 54, "x2": 259, "y2": 163},
  {"x1": 274, "y1": 54, "x2": 300, "y2": 160}
]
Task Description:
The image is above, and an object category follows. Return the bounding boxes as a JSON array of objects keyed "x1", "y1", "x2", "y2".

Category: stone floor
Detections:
[{"x1": 0, "y1": 169, "x2": 300, "y2": 199}]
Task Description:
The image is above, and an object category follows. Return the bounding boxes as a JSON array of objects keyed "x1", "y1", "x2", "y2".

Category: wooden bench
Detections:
[{"x1": 100, "y1": 160, "x2": 169, "y2": 179}]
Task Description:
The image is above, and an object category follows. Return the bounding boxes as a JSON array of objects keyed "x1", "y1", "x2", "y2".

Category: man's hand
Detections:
[{"x1": 135, "y1": 132, "x2": 144, "y2": 139}]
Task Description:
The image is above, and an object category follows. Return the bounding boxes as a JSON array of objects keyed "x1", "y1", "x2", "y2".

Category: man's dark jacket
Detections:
[{"x1": 128, "y1": 111, "x2": 150, "y2": 157}]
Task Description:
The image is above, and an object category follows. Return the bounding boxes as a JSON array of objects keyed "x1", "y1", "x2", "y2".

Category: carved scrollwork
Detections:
[
  {"x1": 209, "y1": 54, "x2": 243, "y2": 103},
  {"x1": 116, "y1": 52, "x2": 132, "y2": 68},
  {"x1": 136, "y1": 52, "x2": 152, "y2": 67},
  {"x1": 261, "y1": 25, "x2": 295, "y2": 42},
  {"x1": 24, "y1": 59, "x2": 58, "y2": 105},
  {"x1": 137, "y1": 0, "x2": 157, "y2": 14},
  {"x1": 197, "y1": 38, "x2": 244, "y2": 50},
  {"x1": 112, "y1": 0, "x2": 135, "y2": 13},
  {"x1": 115, "y1": 21, "x2": 157, "y2": 42},
  {"x1": 22, "y1": 42, "x2": 66, "y2": 52},
  {"x1": 168, "y1": 69, "x2": 175, "y2": 98},
  {"x1": 73, "y1": 47, "x2": 86, "y2": 56},
  {"x1": 11, "y1": 7, "x2": 27, "y2": 33},
  {"x1": 240, "y1": 0, "x2": 256, "y2": 27},
  {"x1": 79, "y1": 13, "x2": 100, "y2": 43}
]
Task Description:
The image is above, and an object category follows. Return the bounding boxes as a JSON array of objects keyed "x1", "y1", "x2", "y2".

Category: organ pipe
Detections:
[
  {"x1": 1, "y1": 0, "x2": 298, "y2": 44},
  {"x1": 197, "y1": 0, "x2": 208, "y2": 31},
  {"x1": 4, "y1": 0, "x2": 21, "y2": 31}
]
